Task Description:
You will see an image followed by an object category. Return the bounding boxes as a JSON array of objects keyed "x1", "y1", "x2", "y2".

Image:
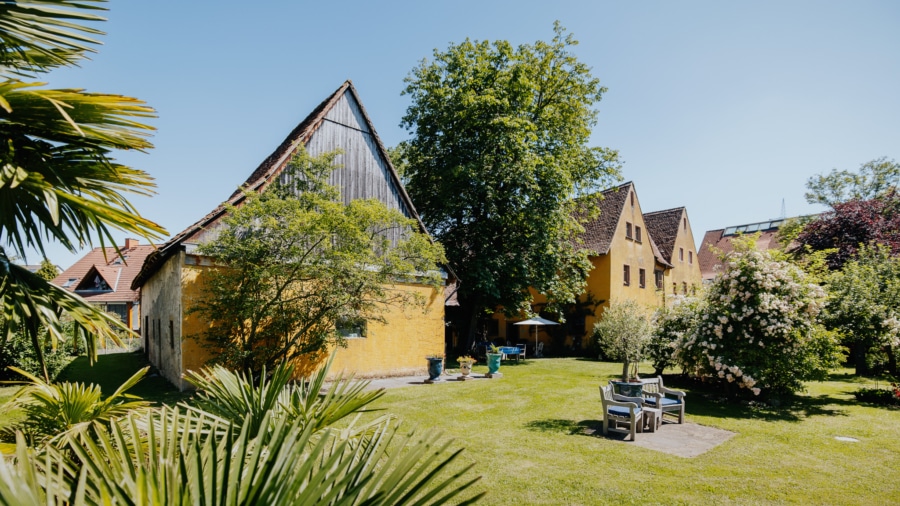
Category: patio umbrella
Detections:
[{"x1": 514, "y1": 317, "x2": 558, "y2": 357}]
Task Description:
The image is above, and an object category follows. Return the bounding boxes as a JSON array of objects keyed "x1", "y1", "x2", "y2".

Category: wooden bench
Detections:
[{"x1": 640, "y1": 376, "x2": 686, "y2": 424}]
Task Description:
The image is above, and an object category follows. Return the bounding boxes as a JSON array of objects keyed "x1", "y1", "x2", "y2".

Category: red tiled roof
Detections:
[
  {"x1": 578, "y1": 182, "x2": 631, "y2": 255},
  {"x1": 52, "y1": 242, "x2": 155, "y2": 303},
  {"x1": 698, "y1": 228, "x2": 782, "y2": 280},
  {"x1": 643, "y1": 207, "x2": 685, "y2": 264}
]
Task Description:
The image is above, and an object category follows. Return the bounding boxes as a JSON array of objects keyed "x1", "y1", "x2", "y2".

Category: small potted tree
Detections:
[{"x1": 593, "y1": 299, "x2": 653, "y2": 396}]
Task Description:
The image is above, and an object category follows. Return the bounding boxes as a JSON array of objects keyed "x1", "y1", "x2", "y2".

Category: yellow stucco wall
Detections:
[
  {"x1": 327, "y1": 283, "x2": 444, "y2": 379},
  {"x1": 177, "y1": 260, "x2": 444, "y2": 383},
  {"x1": 662, "y1": 211, "x2": 703, "y2": 299}
]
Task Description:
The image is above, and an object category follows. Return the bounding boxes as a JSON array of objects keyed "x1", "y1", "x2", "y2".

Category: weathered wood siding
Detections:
[{"x1": 289, "y1": 92, "x2": 413, "y2": 247}]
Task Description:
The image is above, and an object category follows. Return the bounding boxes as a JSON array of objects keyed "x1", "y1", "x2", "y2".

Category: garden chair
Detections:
[
  {"x1": 640, "y1": 376, "x2": 686, "y2": 424},
  {"x1": 600, "y1": 385, "x2": 643, "y2": 440},
  {"x1": 515, "y1": 343, "x2": 526, "y2": 361}
]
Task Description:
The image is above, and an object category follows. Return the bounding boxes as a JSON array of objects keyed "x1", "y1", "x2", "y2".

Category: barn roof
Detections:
[{"x1": 133, "y1": 80, "x2": 435, "y2": 289}]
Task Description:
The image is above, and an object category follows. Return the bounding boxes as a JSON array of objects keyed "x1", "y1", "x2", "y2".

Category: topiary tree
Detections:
[
  {"x1": 593, "y1": 299, "x2": 653, "y2": 381},
  {"x1": 676, "y1": 237, "x2": 844, "y2": 399},
  {"x1": 648, "y1": 295, "x2": 704, "y2": 376}
]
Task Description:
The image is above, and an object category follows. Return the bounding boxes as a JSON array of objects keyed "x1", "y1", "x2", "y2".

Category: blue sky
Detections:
[{"x1": 22, "y1": 0, "x2": 900, "y2": 269}]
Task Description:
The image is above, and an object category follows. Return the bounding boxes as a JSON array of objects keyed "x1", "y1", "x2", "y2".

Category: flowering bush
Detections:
[
  {"x1": 648, "y1": 295, "x2": 704, "y2": 375},
  {"x1": 676, "y1": 238, "x2": 844, "y2": 398}
]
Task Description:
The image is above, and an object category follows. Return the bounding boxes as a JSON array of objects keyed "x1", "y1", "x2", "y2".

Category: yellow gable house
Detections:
[
  {"x1": 132, "y1": 82, "x2": 448, "y2": 390},
  {"x1": 492, "y1": 182, "x2": 701, "y2": 354}
]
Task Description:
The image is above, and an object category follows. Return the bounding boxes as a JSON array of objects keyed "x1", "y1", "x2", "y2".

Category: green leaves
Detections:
[
  {"x1": 399, "y1": 22, "x2": 621, "y2": 328},
  {"x1": 191, "y1": 147, "x2": 445, "y2": 372},
  {"x1": 0, "y1": 1, "x2": 167, "y2": 378}
]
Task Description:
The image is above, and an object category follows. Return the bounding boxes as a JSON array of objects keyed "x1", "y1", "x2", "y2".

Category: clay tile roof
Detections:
[
  {"x1": 698, "y1": 227, "x2": 784, "y2": 280},
  {"x1": 577, "y1": 182, "x2": 632, "y2": 255},
  {"x1": 52, "y1": 242, "x2": 155, "y2": 303},
  {"x1": 643, "y1": 207, "x2": 685, "y2": 264}
]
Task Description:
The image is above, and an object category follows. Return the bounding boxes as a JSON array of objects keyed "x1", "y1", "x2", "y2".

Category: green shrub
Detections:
[
  {"x1": 853, "y1": 384, "x2": 900, "y2": 406},
  {"x1": 649, "y1": 295, "x2": 704, "y2": 375},
  {"x1": 0, "y1": 330, "x2": 74, "y2": 381}
]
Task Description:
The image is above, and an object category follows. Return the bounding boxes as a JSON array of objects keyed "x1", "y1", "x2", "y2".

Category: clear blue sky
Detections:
[{"x1": 22, "y1": 0, "x2": 900, "y2": 269}]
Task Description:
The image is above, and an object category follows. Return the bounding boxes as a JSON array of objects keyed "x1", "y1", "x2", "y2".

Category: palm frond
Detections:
[{"x1": 0, "y1": 0, "x2": 107, "y2": 76}]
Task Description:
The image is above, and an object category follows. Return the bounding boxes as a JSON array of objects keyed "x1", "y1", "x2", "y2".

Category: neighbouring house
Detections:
[
  {"x1": 698, "y1": 218, "x2": 788, "y2": 281},
  {"x1": 491, "y1": 182, "x2": 702, "y2": 354},
  {"x1": 132, "y1": 81, "x2": 449, "y2": 390},
  {"x1": 643, "y1": 206, "x2": 703, "y2": 297},
  {"x1": 52, "y1": 238, "x2": 155, "y2": 330}
]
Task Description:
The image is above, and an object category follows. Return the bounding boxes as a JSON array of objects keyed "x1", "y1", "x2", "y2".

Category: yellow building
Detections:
[
  {"x1": 492, "y1": 182, "x2": 701, "y2": 354},
  {"x1": 132, "y1": 81, "x2": 448, "y2": 389}
]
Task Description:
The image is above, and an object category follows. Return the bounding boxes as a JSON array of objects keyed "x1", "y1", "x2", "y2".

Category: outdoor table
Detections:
[{"x1": 499, "y1": 346, "x2": 521, "y2": 362}]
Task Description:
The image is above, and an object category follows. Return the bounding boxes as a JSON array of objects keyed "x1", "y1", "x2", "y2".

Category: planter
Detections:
[
  {"x1": 459, "y1": 361, "x2": 474, "y2": 376},
  {"x1": 485, "y1": 353, "x2": 502, "y2": 377},
  {"x1": 611, "y1": 380, "x2": 644, "y2": 398},
  {"x1": 426, "y1": 357, "x2": 444, "y2": 382}
]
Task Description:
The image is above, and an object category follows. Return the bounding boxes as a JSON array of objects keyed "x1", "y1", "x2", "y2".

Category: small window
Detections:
[
  {"x1": 654, "y1": 269, "x2": 664, "y2": 290},
  {"x1": 168, "y1": 320, "x2": 174, "y2": 349},
  {"x1": 639, "y1": 268, "x2": 646, "y2": 288},
  {"x1": 635, "y1": 226, "x2": 642, "y2": 243},
  {"x1": 679, "y1": 248, "x2": 684, "y2": 262},
  {"x1": 623, "y1": 265, "x2": 631, "y2": 286},
  {"x1": 626, "y1": 222, "x2": 633, "y2": 239},
  {"x1": 682, "y1": 282, "x2": 688, "y2": 294},
  {"x1": 62, "y1": 278, "x2": 78, "y2": 288},
  {"x1": 672, "y1": 282, "x2": 677, "y2": 295},
  {"x1": 630, "y1": 192, "x2": 635, "y2": 207},
  {"x1": 337, "y1": 317, "x2": 367, "y2": 338},
  {"x1": 689, "y1": 251, "x2": 693, "y2": 264},
  {"x1": 683, "y1": 217, "x2": 687, "y2": 230}
]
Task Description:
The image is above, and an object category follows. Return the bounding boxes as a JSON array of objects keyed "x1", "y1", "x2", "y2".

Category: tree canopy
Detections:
[
  {"x1": 0, "y1": 1, "x2": 166, "y2": 379},
  {"x1": 398, "y1": 22, "x2": 621, "y2": 346},
  {"x1": 794, "y1": 192, "x2": 900, "y2": 270},
  {"x1": 805, "y1": 157, "x2": 900, "y2": 207},
  {"x1": 190, "y1": 148, "x2": 446, "y2": 373}
]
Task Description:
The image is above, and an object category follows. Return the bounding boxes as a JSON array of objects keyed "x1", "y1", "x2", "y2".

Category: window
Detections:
[
  {"x1": 635, "y1": 226, "x2": 642, "y2": 243},
  {"x1": 168, "y1": 320, "x2": 174, "y2": 349},
  {"x1": 626, "y1": 222, "x2": 633, "y2": 239},
  {"x1": 684, "y1": 217, "x2": 687, "y2": 230},
  {"x1": 672, "y1": 282, "x2": 677, "y2": 295},
  {"x1": 630, "y1": 192, "x2": 635, "y2": 207},
  {"x1": 639, "y1": 268, "x2": 646, "y2": 288},
  {"x1": 337, "y1": 317, "x2": 367, "y2": 338},
  {"x1": 654, "y1": 269, "x2": 664, "y2": 290},
  {"x1": 105, "y1": 303, "x2": 128, "y2": 324},
  {"x1": 682, "y1": 282, "x2": 688, "y2": 294},
  {"x1": 623, "y1": 265, "x2": 631, "y2": 286},
  {"x1": 689, "y1": 251, "x2": 693, "y2": 264},
  {"x1": 679, "y1": 248, "x2": 684, "y2": 262},
  {"x1": 62, "y1": 278, "x2": 77, "y2": 288}
]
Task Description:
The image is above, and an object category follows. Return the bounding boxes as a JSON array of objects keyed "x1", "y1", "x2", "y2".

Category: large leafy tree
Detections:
[
  {"x1": 399, "y1": 22, "x2": 621, "y2": 348},
  {"x1": 0, "y1": 1, "x2": 166, "y2": 379},
  {"x1": 823, "y1": 246, "x2": 900, "y2": 375},
  {"x1": 805, "y1": 157, "x2": 900, "y2": 207},
  {"x1": 794, "y1": 192, "x2": 900, "y2": 270},
  {"x1": 190, "y1": 148, "x2": 446, "y2": 373}
]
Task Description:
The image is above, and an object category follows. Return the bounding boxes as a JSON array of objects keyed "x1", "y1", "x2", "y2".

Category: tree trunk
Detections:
[
  {"x1": 622, "y1": 360, "x2": 630, "y2": 382},
  {"x1": 853, "y1": 342, "x2": 869, "y2": 376},
  {"x1": 887, "y1": 344, "x2": 898, "y2": 376}
]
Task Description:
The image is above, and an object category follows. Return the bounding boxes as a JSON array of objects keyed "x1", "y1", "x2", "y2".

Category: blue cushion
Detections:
[
  {"x1": 607, "y1": 406, "x2": 640, "y2": 417},
  {"x1": 645, "y1": 397, "x2": 681, "y2": 407}
]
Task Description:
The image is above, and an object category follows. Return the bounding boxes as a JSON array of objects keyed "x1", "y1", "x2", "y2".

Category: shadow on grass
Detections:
[
  {"x1": 523, "y1": 418, "x2": 598, "y2": 436},
  {"x1": 57, "y1": 352, "x2": 191, "y2": 406},
  {"x1": 660, "y1": 375, "x2": 855, "y2": 422}
]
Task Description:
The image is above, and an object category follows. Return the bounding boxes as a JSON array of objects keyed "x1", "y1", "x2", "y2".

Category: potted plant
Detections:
[
  {"x1": 593, "y1": 299, "x2": 652, "y2": 395},
  {"x1": 425, "y1": 354, "x2": 444, "y2": 383},
  {"x1": 457, "y1": 355, "x2": 476, "y2": 380},
  {"x1": 485, "y1": 345, "x2": 502, "y2": 378}
]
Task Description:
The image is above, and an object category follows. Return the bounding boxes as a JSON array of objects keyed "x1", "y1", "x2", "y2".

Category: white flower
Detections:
[
  {"x1": 726, "y1": 374, "x2": 734, "y2": 382},
  {"x1": 751, "y1": 388, "x2": 761, "y2": 396}
]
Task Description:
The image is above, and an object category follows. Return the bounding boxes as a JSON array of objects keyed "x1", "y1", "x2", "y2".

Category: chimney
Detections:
[{"x1": 124, "y1": 238, "x2": 139, "y2": 249}]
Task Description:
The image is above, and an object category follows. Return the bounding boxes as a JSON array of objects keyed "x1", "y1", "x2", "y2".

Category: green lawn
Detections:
[
  {"x1": 0, "y1": 355, "x2": 897, "y2": 504},
  {"x1": 371, "y1": 358, "x2": 900, "y2": 505}
]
